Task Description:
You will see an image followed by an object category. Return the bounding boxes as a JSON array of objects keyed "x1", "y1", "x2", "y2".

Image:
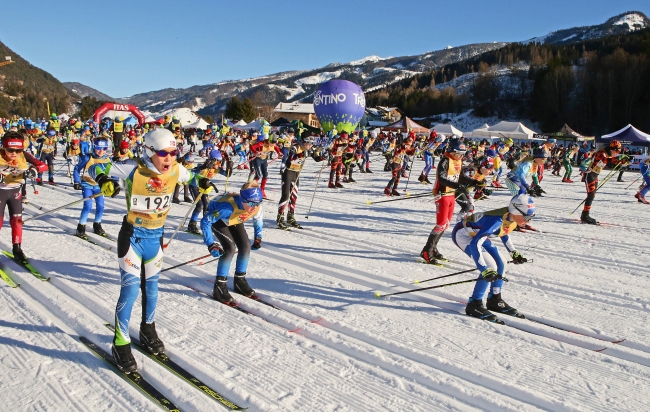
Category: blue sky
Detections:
[{"x1": 2, "y1": 0, "x2": 648, "y2": 98}]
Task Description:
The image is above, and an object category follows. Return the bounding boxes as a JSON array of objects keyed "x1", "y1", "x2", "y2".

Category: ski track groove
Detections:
[
  {"x1": 20, "y1": 158, "x2": 650, "y2": 411},
  {"x1": 15, "y1": 207, "x2": 487, "y2": 412}
]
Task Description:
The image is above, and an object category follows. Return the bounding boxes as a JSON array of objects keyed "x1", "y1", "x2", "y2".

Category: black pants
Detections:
[
  {"x1": 584, "y1": 172, "x2": 598, "y2": 212},
  {"x1": 189, "y1": 186, "x2": 208, "y2": 215},
  {"x1": 212, "y1": 220, "x2": 251, "y2": 277}
]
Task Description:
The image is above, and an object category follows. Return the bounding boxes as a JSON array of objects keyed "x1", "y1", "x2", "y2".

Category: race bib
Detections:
[{"x1": 130, "y1": 193, "x2": 172, "y2": 213}]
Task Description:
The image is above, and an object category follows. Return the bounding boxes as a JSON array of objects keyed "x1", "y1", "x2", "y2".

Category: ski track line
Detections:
[
  {"x1": 290, "y1": 216, "x2": 650, "y2": 318},
  {"x1": 275, "y1": 222, "x2": 650, "y2": 337},
  {"x1": 18, "y1": 209, "x2": 493, "y2": 412},
  {"x1": 0, "y1": 289, "x2": 146, "y2": 412},
  {"x1": 262, "y1": 239, "x2": 650, "y2": 366},
  {"x1": 27, "y1": 190, "x2": 649, "y2": 347},
  {"x1": 252, "y1": 244, "x2": 650, "y2": 411},
  {"x1": 0, "y1": 256, "x2": 165, "y2": 412}
]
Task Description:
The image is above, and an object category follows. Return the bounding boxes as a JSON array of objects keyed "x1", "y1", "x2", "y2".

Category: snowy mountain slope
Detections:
[
  {"x1": 63, "y1": 82, "x2": 113, "y2": 101},
  {"x1": 523, "y1": 11, "x2": 648, "y2": 45},
  {"x1": 2, "y1": 152, "x2": 650, "y2": 411}
]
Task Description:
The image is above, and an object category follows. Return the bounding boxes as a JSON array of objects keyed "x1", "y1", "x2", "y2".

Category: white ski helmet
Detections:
[
  {"x1": 144, "y1": 128, "x2": 177, "y2": 157},
  {"x1": 508, "y1": 194, "x2": 536, "y2": 218}
]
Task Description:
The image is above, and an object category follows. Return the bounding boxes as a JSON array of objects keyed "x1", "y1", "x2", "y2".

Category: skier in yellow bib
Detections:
[{"x1": 91, "y1": 128, "x2": 214, "y2": 373}]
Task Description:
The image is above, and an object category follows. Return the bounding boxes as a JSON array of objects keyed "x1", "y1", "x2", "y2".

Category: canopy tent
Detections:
[
  {"x1": 144, "y1": 115, "x2": 157, "y2": 123},
  {"x1": 598, "y1": 124, "x2": 650, "y2": 147},
  {"x1": 535, "y1": 123, "x2": 594, "y2": 142},
  {"x1": 233, "y1": 120, "x2": 262, "y2": 131},
  {"x1": 183, "y1": 118, "x2": 209, "y2": 130},
  {"x1": 226, "y1": 119, "x2": 248, "y2": 127},
  {"x1": 431, "y1": 123, "x2": 463, "y2": 137},
  {"x1": 470, "y1": 121, "x2": 540, "y2": 140},
  {"x1": 384, "y1": 116, "x2": 429, "y2": 133},
  {"x1": 270, "y1": 117, "x2": 291, "y2": 127}
]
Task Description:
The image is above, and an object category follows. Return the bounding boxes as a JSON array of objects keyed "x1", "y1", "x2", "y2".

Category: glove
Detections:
[
  {"x1": 252, "y1": 237, "x2": 262, "y2": 250},
  {"x1": 511, "y1": 251, "x2": 528, "y2": 264},
  {"x1": 208, "y1": 242, "x2": 224, "y2": 258},
  {"x1": 73, "y1": 182, "x2": 82, "y2": 190},
  {"x1": 480, "y1": 268, "x2": 499, "y2": 282},
  {"x1": 26, "y1": 167, "x2": 37, "y2": 179},
  {"x1": 96, "y1": 174, "x2": 121, "y2": 198},
  {"x1": 198, "y1": 178, "x2": 216, "y2": 194},
  {"x1": 526, "y1": 187, "x2": 535, "y2": 196}
]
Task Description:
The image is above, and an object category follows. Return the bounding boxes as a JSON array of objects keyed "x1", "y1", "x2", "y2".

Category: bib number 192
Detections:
[{"x1": 131, "y1": 194, "x2": 171, "y2": 211}]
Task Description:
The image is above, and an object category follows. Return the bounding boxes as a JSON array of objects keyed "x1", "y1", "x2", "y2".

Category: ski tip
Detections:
[
  {"x1": 406, "y1": 192, "x2": 411, "y2": 196},
  {"x1": 414, "y1": 280, "x2": 420, "y2": 284},
  {"x1": 366, "y1": 200, "x2": 372, "y2": 205},
  {"x1": 374, "y1": 292, "x2": 381, "y2": 298}
]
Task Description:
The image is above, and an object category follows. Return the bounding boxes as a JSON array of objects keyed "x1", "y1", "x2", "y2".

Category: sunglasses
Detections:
[
  {"x1": 149, "y1": 146, "x2": 179, "y2": 157},
  {"x1": 247, "y1": 201, "x2": 261, "y2": 207},
  {"x1": 5, "y1": 148, "x2": 23, "y2": 153},
  {"x1": 513, "y1": 205, "x2": 535, "y2": 222}
]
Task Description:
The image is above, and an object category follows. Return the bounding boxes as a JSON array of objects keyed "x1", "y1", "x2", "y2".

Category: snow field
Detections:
[{"x1": 1, "y1": 153, "x2": 650, "y2": 411}]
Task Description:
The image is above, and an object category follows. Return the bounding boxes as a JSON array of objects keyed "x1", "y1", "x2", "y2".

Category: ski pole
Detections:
[
  {"x1": 413, "y1": 267, "x2": 477, "y2": 284},
  {"x1": 30, "y1": 177, "x2": 38, "y2": 195},
  {"x1": 375, "y1": 276, "x2": 508, "y2": 298},
  {"x1": 305, "y1": 161, "x2": 327, "y2": 219},
  {"x1": 625, "y1": 174, "x2": 644, "y2": 190},
  {"x1": 366, "y1": 193, "x2": 433, "y2": 205},
  {"x1": 23, "y1": 192, "x2": 103, "y2": 222},
  {"x1": 402, "y1": 155, "x2": 417, "y2": 193},
  {"x1": 408, "y1": 213, "x2": 437, "y2": 236},
  {"x1": 164, "y1": 189, "x2": 205, "y2": 249},
  {"x1": 570, "y1": 164, "x2": 622, "y2": 215},
  {"x1": 161, "y1": 253, "x2": 211, "y2": 273}
]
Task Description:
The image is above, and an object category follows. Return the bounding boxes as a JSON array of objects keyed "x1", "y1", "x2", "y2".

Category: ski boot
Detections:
[
  {"x1": 187, "y1": 220, "x2": 201, "y2": 234},
  {"x1": 48, "y1": 178, "x2": 55, "y2": 185},
  {"x1": 172, "y1": 197, "x2": 181, "y2": 204},
  {"x1": 111, "y1": 343, "x2": 137, "y2": 373},
  {"x1": 93, "y1": 222, "x2": 107, "y2": 237},
  {"x1": 335, "y1": 181, "x2": 344, "y2": 188},
  {"x1": 492, "y1": 180, "x2": 502, "y2": 188},
  {"x1": 365, "y1": 167, "x2": 372, "y2": 173},
  {"x1": 391, "y1": 189, "x2": 400, "y2": 196},
  {"x1": 12, "y1": 243, "x2": 26, "y2": 263},
  {"x1": 212, "y1": 276, "x2": 234, "y2": 303},
  {"x1": 486, "y1": 293, "x2": 524, "y2": 318},
  {"x1": 424, "y1": 176, "x2": 432, "y2": 184},
  {"x1": 384, "y1": 187, "x2": 392, "y2": 196},
  {"x1": 139, "y1": 322, "x2": 165, "y2": 355},
  {"x1": 234, "y1": 272, "x2": 256, "y2": 297},
  {"x1": 287, "y1": 212, "x2": 303, "y2": 229},
  {"x1": 183, "y1": 196, "x2": 193, "y2": 203},
  {"x1": 22, "y1": 196, "x2": 29, "y2": 204},
  {"x1": 635, "y1": 192, "x2": 650, "y2": 204},
  {"x1": 580, "y1": 211, "x2": 598, "y2": 225},
  {"x1": 76, "y1": 224, "x2": 88, "y2": 240},
  {"x1": 328, "y1": 181, "x2": 336, "y2": 189},
  {"x1": 347, "y1": 177, "x2": 356, "y2": 183},
  {"x1": 276, "y1": 212, "x2": 289, "y2": 230},
  {"x1": 359, "y1": 168, "x2": 366, "y2": 174},
  {"x1": 465, "y1": 299, "x2": 501, "y2": 323},
  {"x1": 36, "y1": 178, "x2": 43, "y2": 186},
  {"x1": 418, "y1": 173, "x2": 425, "y2": 183},
  {"x1": 342, "y1": 177, "x2": 349, "y2": 183}
]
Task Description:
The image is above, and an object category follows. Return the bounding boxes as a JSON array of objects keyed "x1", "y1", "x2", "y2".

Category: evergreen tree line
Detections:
[{"x1": 366, "y1": 29, "x2": 650, "y2": 134}]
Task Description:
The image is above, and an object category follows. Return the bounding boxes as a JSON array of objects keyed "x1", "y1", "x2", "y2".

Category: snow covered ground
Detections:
[{"x1": 1, "y1": 152, "x2": 650, "y2": 411}]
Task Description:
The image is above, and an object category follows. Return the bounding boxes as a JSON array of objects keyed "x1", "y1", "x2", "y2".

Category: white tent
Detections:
[
  {"x1": 183, "y1": 118, "x2": 209, "y2": 130},
  {"x1": 227, "y1": 120, "x2": 247, "y2": 127},
  {"x1": 431, "y1": 124, "x2": 463, "y2": 137},
  {"x1": 471, "y1": 121, "x2": 539, "y2": 140},
  {"x1": 144, "y1": 115, "x2": 157, "y2": 123},
  {"x1": 234, "y1": 120, "x2": 261, "y2": 131}
]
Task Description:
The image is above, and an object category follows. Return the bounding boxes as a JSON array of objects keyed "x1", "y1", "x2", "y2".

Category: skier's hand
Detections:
[
  {"x1": 252, "y1": 237, "x2": 262, "y2": 250},
  {"x1": 73, "y1": 182, "x2": 82, "y2": 190},
  {"x1": 26, "y1": 167, "x2": 38, "y2": 178},
  {"x1": 480, "y1": 268, "x2": 499, "y2": 282},
  {"x1": 198, "y1": 178, "x2": 215, "y2": 194},
  {"x1": 511, "y1": 251, "x2": 527, "y2": 264},
  {"x1": 526, "y1": 187, "x2": 535, "y2": 196},
  {"x1": 99, "y1": 177, "x2": 120, "y2": 197},
  {"x1": 208, "y1": 243, "x2": 224, "y2": 258}
]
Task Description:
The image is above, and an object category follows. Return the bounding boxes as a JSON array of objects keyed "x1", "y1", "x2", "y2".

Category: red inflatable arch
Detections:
[{"x1": 93, "y1": 102, "x2": 146, "y2": 126}]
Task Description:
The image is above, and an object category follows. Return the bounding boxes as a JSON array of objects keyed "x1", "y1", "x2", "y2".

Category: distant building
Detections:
[
  {"x1": 274, "y1": 102, "x2": 320, "y2": 128},
  {"x1": 366, "y1": 106, "x2": 403, "y2": 123}
]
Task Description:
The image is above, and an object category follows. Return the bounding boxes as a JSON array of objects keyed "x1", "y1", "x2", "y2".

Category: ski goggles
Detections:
[
  {"x1": 149, "y1": 146, "x2": 179, "y2": 157},
  {"x1": 247, "y1": 201, "x2": 262, "y2": 208},
  {"x1": 513, "y1": 204, "x2": 535, "y2": 222}
]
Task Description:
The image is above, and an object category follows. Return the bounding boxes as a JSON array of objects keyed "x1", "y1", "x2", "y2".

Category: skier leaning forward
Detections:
[
  {"x1": 451, "y1": 194, "x2": 534, "y2": 322},
  {"x1": 91, "y1": 128, "x2": 214, "y2": 372}
]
